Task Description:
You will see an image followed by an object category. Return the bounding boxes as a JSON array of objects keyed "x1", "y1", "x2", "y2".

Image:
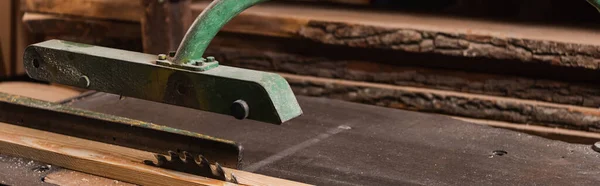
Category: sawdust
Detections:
[{"x1": 0, "y1": 154, "x2": 57, "y2": 185}]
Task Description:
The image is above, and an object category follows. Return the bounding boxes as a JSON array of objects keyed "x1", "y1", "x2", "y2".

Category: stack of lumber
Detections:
[{"x1": 19, "y1": 0, "x2": 600, "y2": 133}]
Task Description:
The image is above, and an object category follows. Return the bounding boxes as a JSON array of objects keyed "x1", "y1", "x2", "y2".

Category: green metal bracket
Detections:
[
  {"x1": 173, "y1": 0, "x2": 268, "y2": 65},
  {"x1": 24, "y1": 40, "x2": 302, "y2": 124},
  {"x1": 23, "y1": 0, "x2": 302, "y2": 124},
  {"x1": 156, "y1": 54, "x2": 220, "y2": 72}
]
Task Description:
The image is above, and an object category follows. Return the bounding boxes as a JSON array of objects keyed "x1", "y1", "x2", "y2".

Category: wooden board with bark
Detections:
[
  {"x1": 280, "y1": 73, "x2": 600, "y2": 132},
  {"x1": 21, "y1": 0, "x2": 600, "y2": 70},
  {"x1": 207, "y1": 36, "x2": 600, "y2": 108}
]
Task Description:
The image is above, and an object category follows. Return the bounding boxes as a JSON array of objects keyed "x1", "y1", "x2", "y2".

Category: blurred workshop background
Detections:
[{"x1": 2, "y1": 0, "x2": 600, "y2": 142}]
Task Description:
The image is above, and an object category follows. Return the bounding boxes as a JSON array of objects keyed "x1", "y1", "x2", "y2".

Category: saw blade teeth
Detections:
[
  {"x1": 199, "y1": 155, "x2": 211, "y2": 167},
  {"x1": 215, "y1": 162, "x2": 226, "y2": 180},
  {"x1": 230, "y1": 173, "x2": 239, "y2": 184},
  {"x1": 142, "y1": 160, "x2": 155, "y2": 166},
  {"x1": 183, "y1": 151, "x2": 194, "y2": 163},
  {"x1": 156, "y1": 154, "x2": 169, "y2": 166},
  {"x1": 145, "y1": 152, "x2": 237, "y2": 183},
  {"x1": 215, "y1": 163, "x2": 224, "y2": 174},
  {"x1": 197, "y1": 154, "x2": 213, "y2": 174},
  {"x1": 168, "y1": 151, "x2": 180, "y2": 161}
]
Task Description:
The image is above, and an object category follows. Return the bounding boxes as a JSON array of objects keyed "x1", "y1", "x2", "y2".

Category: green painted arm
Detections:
[
  {"x1": 23, "y1": 0, "x2": 303, "y2": 125},
  {"x1": 173, "y1": 0, "x2": 269, "y2": 64},
  {"x1": 24, "y1": 40, "x2": 303, "y2": 125},
  {"x1": 588, "y1": 0, "x2": 600, "y2": 12}
]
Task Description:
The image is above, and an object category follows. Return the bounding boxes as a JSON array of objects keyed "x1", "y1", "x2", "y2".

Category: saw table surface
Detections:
[
  {"x1": 59, "y1": 93, "x2": 599, "y2": 186},
  {"x1": 1, "y1": 92, "x2": 599, "y2": 185}
]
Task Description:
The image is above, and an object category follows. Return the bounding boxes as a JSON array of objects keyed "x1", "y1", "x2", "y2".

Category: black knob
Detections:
[{"x1": 231, "y1": 100, "x2": 249, "y2": 120}]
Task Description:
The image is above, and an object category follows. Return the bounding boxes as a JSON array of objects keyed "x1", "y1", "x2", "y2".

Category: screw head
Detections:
[
  {"x1": 191, "y1": 58, "x2": 207, "y2": 66},
  {"x1": 207, "y1": 56, "x2": 216, "y2": 62},
  {"x1": 158, "y1": 54, "x2": 167, "y2": 60},
  {"x1": 231, "y1": 100, "x2": 249, "y2": 120},
  {"x1": 79, "y1": 75, "x2": 90, "y2": 88}
]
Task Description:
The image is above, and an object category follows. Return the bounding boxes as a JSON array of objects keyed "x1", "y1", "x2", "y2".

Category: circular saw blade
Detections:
[{"x1": 144, "y1": 151, "x2": 238, "y2": 183}]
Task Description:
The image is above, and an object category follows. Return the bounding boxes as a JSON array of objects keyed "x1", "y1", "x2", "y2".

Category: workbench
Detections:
[{"x1": 2, "y1": 92, "x2": 595, "y2": 185}]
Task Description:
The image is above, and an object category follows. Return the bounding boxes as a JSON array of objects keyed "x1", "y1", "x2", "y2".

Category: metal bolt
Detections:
[
  {"x1": 592, "y1": 142, "x2": 600, "y2": 153},
  {"x1": 193, "y1": 58, "x2": 207, "y2": 66},
  {"x1": 207, "y1": 56, "x2": 216, "y2": 62},
  {"x1": 231, "y1": 100, "x2": 249, "y2": 120},
  {"x1": 158, "y1": 54, "x2": 167, "y2": 60},
  {"x1": 79, "y1": 75, "x2": 90, "y2": 88}
]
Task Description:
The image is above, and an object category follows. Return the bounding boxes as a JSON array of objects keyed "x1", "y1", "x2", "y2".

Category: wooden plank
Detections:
[
  {"x1": 288, "y1": 0, "x2": 371, "y2": 5},
  {"x1": 21, "y1": 0, "x2": 142, "y2": 22},
  {"x1": 208, "y1": 2, "x2": 600, "y2": 70},
  {"x1": 0, "y1": 82, "x2": 80, "y2": 102},
  {"x1": 0, "y1": 123, "x2": 228, "y2": 186},
  {"x1": 0, "y1": 0, "x2": 11, "y2": 77},
  {"x1": 43, "y1": 169, "x2": 136, "y2": 186},
  {"x1": 23, "y1": 12, "x2": 140, "y2": 39},
  {"x1": 208, "y1": 2, "x2": 600, "y2": 46},
  {"x1": 140, "y1": 0, "x2": 192, "y2": 54},
  {"x1": 279, "y1": 73, "x2": 600, "y2": 132},
  {"x1": 22, "y1": 12, "x2": 143, "y2": 51},
  {"x1": 21, "y1": 0, "x2": 600, "y2": 69},
  {"x1": 0, "y1": 122, "x2": 309, "y2": 186},
  {"x1": 206, "y1": 43, "x2": 600, "y2": 108},
  {"x1": 288, "y1": 0, "x2": 600, "y2": 25}
]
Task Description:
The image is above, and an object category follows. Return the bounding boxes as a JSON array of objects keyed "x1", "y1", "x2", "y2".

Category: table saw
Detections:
[{"x1": 1, "y1": 0, "x2": 600, "y2": 185}]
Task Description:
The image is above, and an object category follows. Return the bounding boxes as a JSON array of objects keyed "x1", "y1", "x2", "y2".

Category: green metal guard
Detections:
[{"x1": 23, "y1": 0, "x2": 302, "y2": 125}]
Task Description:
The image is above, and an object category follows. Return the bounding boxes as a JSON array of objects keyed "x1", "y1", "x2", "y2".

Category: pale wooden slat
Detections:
[
  {"x1": 0, "y1": 122, "x2": 309, "y2": 186},
  {"x1": 21, "y1": 0, "x2": 142, "y2": 22}
]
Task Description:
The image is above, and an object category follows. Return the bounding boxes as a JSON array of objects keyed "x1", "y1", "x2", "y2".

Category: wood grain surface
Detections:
[
  {"x1": 206, "y1": 41, "x2": 600, "y2": 108},
  {"x1": 21, "y1": 0, "x2": 142, "y2": 22},
  {"x1": 279, "y1": 73, "x2": 600, "y2": 132},
  {"x1": 0, "y1": 82, "x2": 80, "y2": 102},
  {"x1": 43, "y1": 169, "x2": 136, "y2": 186}
]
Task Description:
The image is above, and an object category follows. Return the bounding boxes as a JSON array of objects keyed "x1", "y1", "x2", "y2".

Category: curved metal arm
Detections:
[
  {"x1": 588, "y1": 0, "x2": 600, "y2": 12},
  {"x1": 173, "y1": 0, "x2": 268, "y2": 64}
]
